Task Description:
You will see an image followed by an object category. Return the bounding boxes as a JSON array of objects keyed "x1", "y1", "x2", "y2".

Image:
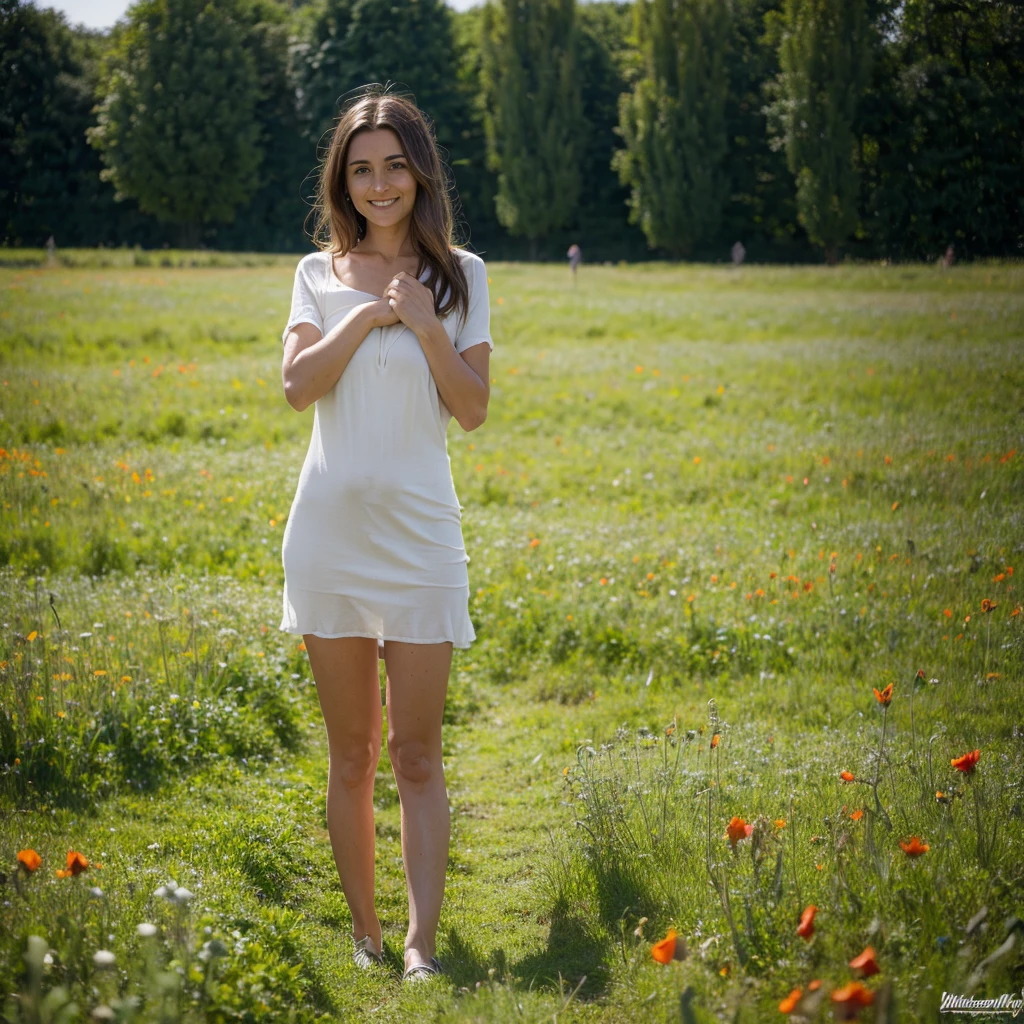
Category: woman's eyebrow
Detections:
[{"x1": 349, "y1": 154, "x2": 406, "y2": 165}]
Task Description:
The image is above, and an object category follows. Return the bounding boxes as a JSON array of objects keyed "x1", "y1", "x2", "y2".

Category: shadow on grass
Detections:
[{"x1": 440, "y1": 893, "x2": 613, "y2": 1001}]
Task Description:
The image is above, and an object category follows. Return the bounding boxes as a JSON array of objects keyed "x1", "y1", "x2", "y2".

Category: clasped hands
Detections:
[{"x1": 371, "y1": 272, "x2": 437, "y2": 338}]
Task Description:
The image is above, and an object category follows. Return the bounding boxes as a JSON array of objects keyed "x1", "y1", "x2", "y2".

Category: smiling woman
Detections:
[{"x1": 277, "y1": 84, "x2": 493, "y2": 984}]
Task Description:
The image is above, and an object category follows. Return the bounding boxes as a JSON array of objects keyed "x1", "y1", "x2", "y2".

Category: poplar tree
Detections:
[
  {"x1": 480, "y1": 0, "x2": 583, "y2": 257},
  {"x1": 87, "y1": 0, "x2": 262, "y2": 248},
  {"x1": 771, "y1": 0, "x2": 871, "y2": 263},
  {"x1": 613, "y1": 0, "x2": 732, "y2": 256}
]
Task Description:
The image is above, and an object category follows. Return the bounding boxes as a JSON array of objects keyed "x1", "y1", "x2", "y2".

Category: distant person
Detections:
[
  {"x1": 567, "y1": 243, "x2": 581, "y2": 283},
  {"x1": 279, "y1": 86, "x2": 493, "y2": 983},
  {"x1": 943, "y1": 244, "x2": 955, "y2": 268},
  {"x1": 731, "y1": 240, "x2": 746, "y2": 266}
]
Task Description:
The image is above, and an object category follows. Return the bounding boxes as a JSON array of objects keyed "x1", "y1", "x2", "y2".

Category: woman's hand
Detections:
[
  {"x1": 386, "y1": 272, "x2": 437, "y2": 337},
  {"x1": 365, "y1": 296, "x2": 401, "y2": 329}
]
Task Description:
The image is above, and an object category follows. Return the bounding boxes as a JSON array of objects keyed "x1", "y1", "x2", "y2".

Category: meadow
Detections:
[{"x1": 1, "y1": 251, "x2": 1022, "y2": 1022}]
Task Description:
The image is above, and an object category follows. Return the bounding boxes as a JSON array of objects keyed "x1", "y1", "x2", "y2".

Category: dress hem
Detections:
[{"x1": 279, "y1": 625, "x2": 473, "y2": 649}]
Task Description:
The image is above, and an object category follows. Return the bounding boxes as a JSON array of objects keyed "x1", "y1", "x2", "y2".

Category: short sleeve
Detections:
[
  {"x1": 454, "y1": 254, "x2": 494, "y2": 355},
  {"x1": 282, "y1": 253, "x2": 325, "y2": 345}
]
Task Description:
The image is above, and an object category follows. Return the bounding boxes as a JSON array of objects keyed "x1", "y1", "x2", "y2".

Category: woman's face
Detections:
[{"x1": 345, "y1": 127, "x2": 418, "y2": 229}]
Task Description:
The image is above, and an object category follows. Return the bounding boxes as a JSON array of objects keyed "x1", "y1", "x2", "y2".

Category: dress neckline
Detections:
[{"x1": 327, "y1": 252, "x2": 427, "y2": 300}]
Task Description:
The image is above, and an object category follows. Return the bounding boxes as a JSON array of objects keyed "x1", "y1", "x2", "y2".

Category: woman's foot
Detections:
[
  {"x1": 352, "y1": 933, "x2": 384, "y2": 969},
  {"x1": 402, "y1": 955, "x2": 443, "y2": 982}
]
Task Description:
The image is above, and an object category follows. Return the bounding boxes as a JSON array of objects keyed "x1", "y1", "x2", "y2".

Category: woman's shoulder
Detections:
[{"x1": 451, "y1": 247, "x2": 486, "y2": 274}]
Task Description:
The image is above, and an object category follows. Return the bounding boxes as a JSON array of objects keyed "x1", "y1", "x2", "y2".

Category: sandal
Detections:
[
  {"x1": 352, "y1": 934, "x2": 385, "y2": 969},
  {"x1": 402, "y1": 955, "x2": 443, "y2": 982}
]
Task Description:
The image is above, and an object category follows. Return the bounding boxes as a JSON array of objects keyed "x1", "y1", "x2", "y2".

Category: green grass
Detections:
[{"x1": 1, "y1": 254, "x2": 1022, "y2": 1022}]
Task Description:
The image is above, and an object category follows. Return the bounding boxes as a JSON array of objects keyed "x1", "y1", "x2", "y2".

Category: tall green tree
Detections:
[
  {"x1": 292, "y1": 0, "x2": 470, "y2": 237},
  {"x1": 87, "y1": 0, "x2": 263, "y2": 247},
  {"x1": 480, "y1": 0, "x2": 584, "y2": 257},
  {"x1": 768, "y1": 0, "x2": 872, "y2": 263},
  {"x1": 862, "y1": 0, "x2": 1024, "y2": 260},
  {"x1": 613, "y1": 0, "x2": 732, "y2": 256}
]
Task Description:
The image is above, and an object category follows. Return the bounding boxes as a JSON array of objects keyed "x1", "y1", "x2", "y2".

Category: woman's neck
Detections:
[{"x1": 359, "y1": 221, "x2": 416, "y2": 262}]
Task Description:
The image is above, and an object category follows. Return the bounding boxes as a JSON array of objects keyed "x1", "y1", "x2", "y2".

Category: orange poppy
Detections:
[
  {"x1": 840, "y1": 771, "x2": 856, "y2": 782},
  {"x1": 55, "y1": 850, "x2": 89, "y2": 877},
  {"x1": 849, "y1": 946, "x2": 880, "y2": 977},
  {"x1": 873, "y1": 683, "x2": 894, "y2": 705},
  {"x1": 832, "y1": 981, "x2": 875, "y2": 1019},
  {"x1": 899, "y1": 836, "x2": 929, "y2": 857},
  {"x1": 17, "y1": 849, "x2": 41, "y2": 872},
  {"x1": 725, "y1": 816, "x2": 753, "y2": 848},
  {"x1": 981, "y1": 599, "x2": 997, "y2": 614},
  {"x1": 779, "y1": 988, "x2": 802, "y2": 1013},
  {"x1": 797, "y1": 905, "x2": 817, "y2": 940},
  {"x1": 850, "y1": 809, "x2": 864, "y2": 821},
  {"x1": 711, "y1": 734, "x2": 720, "y2": 748},
  {"x1": 951, "y1": 749, "x2": 980, "y2": 773},
  {"x1": 651, "y1": 929, "x2": 685, "y2": 963}
]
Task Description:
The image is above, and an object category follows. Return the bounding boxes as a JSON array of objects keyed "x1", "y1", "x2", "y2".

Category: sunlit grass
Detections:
[{"x1": 1, "y1": 255, "x2": 1022, "y2": 1021}]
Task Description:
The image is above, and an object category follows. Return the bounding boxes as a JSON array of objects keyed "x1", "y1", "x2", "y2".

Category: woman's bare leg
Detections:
[
  {"x1": 304, "y1": 634, "x2": 384, "y2": 954},
  {"x1": 382, "y1": 640, "x2": 451, "y2": 971}
]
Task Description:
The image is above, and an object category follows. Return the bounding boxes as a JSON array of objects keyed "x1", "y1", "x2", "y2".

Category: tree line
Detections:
[{"x1": 2, "y1": 0, "x2": 1021, "y2": 262}]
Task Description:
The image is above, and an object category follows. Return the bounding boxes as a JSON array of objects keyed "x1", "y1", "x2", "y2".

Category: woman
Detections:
[{"x1": 279, "y1": 86, "x2": 492, "y2": 982}]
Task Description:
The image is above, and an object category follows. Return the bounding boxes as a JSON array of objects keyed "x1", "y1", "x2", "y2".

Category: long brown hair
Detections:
[{"x1": 310, "y1": 84, "x2": 469, "y2": 329}]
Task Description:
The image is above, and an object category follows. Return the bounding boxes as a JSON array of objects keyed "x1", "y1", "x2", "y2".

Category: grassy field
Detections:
[{"x1": 1, "y1": 254, "x2": 1023, "y2": 1022}]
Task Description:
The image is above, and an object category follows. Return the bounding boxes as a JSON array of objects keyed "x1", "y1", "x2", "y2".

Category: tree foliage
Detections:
[
  {"x1": 87, "y1": 0, "x2": 263, "y2": 246},
  {"x1": 768, "y1": 0, "x2": 872, "y2": 262},
  {"x1": 480, "y1": 0, "x2": 584, "y2": 251},
  {"x1": 614, "y1": 0, "x2": 732, "y2": 256}
]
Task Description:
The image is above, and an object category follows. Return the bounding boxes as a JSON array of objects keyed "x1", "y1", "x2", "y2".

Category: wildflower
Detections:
[
  {"x1": 943, "y1": 609, "x2": 952, "y2": 618},
  {"x1": 651, "y1": 928, "x2": 686, "y2": 963},
  {"x1": 899, "y1": 836, "x2": 929, "y2": 857},
  {"x1": 711, "y1": 734, "x2": 720, "y2": 748},
  {"x1": 850, "y1": 809, "x2": 864, "y2": 821},
  {"x1": 849, "y1": 946, "x2": 880, "y2": 977},
  {"x1": 873, "y1": 683, "x2": 894, "y2": 705},
  {"x1": 779, "y1": 988, "x2": 802, "y2": 1013},
  {"x1": 528, "y1": 538, "x2": 540, "y2": 548},
  {"x1": 797, "y1": 905, "x2": 817, "y2": 940},
  {"x1": 17, "y1": 849, "x2": 41, "y2": 872},
  {"x1": 936, "y1": 790, "x2": 951, "y2": 804},
  {"x1": 831, "y1": 981, "x2": 875, "y2": 1019},
  {"x1": 840, "y1": 771, "x2": 856, "y2": 782},
  {"x1": 725, "y1": 816, "x2": 753, "y2": 848},
  {"x1": 981, "y1": 599, "x2": 997, "y2": 614},
  {"x1": 26, "y1": 630, "x2": 38, "y2": 642},
  {"x1": 775, "y1": 819, "x2": 786, "y2": 829},
  {"x1": 137, "y1": 923, "x2": 158, "y2": 938},
  {"x1": 951, "y1": 749, "x2": 980, "y2": 774},
  {"x1": 1012, "y1": 607, "x2": 1021, "y2": 618},
  {"x1": 56, "y1": 850, "x2": 89, "y2": 877},
  {"x1": 93, "y1": 950, "x2": 116, "y2": 968}
]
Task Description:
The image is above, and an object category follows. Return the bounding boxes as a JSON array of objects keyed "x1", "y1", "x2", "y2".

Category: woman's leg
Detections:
[
  {"x1": 382, "y1": 640, "x2": 452, "y2": 971},
  {"x1": 304, "y1": 634, "x2": 384, "y2": 953}
]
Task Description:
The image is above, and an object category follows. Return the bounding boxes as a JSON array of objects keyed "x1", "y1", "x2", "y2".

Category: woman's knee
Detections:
[
  {"x1": 330, "y1": 737, "x2": 380, "y2": 788},
  {"x1": 387, "y1": 736, "x2": 438, "y2": 786}
]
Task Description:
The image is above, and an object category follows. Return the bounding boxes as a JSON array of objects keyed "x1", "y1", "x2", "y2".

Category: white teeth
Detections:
[{"x1": 370, "y1": 198, "x2": 398, "y2": 207}]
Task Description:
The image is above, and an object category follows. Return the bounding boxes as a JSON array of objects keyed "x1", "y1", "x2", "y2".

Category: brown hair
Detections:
[{"x1": 310, "y1": 84, "x2": 469, "y2": 329}]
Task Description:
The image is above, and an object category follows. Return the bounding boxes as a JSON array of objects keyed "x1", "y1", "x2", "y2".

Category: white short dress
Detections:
[{"x1": 278, "y1": 247, "x2": 492, "y2": 648}]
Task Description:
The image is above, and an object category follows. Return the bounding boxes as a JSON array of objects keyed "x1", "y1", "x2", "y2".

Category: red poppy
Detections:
[
  {"x1": 651, "y1": 929, "x2": 685, "y2": 963},
  {"x1": 711, "y1": 734, "x2": 720, "y2": 749},
  {"x1": 899, "y1": 836, "x2": 929, "y2": 857},
  {"x1": 17, "y1": 849, "x2": 41, "y2": 873},
  {"x1": 55, "y1": 850, "x2": 89, "y2": 877},
  {"x1": 951, "y1": 749, "x2": 980, "y2": 773},
  {"x1": 849, "y1": 946, "x2": 880, "y2": 977},
  {"x1": 779, "y1": 988, "x2": 802, "y2": 1013},
  {"x1": 797, "y1": 905, "x2": 817, "y2": 940},
  {"x1": 725, "y1": 816, "x2": 753, "y2": 848},
  {"x1": 832, "y1": 981, "x2": 875, "y2": 1019},
  {"x1": 840, "y1": 771, "x2": 856, "y2": 782},
  {"x1": 873, "y1": 683, "x2": 894, "y2": 705}
]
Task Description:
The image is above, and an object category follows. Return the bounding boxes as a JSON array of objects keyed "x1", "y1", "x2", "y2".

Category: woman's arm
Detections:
[
  {"x1": 281, "y1": 298, "x2": 396, "y2": 412},
  {"x1": 415, "y1": 322, "x2": 490, "y2": 431},
  {"x1": 385, "y1": 270, "x2": 490, "y2": 431}
]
